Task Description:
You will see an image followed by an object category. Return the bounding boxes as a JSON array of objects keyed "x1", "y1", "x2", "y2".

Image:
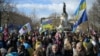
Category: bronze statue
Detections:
[
  {"x1": 63, "y1": 2, "x2": 67, "y2": 15},
  {"x1": 58, "y1": 2, "x2": 68, "y2": 30}
]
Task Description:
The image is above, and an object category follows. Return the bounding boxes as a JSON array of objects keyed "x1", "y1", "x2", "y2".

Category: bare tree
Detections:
[
  {"x1": 0, "y1": 0, "x2": 5, "y2": 27},
  {"x1": 88, "y1": 0, "x2": 100, "y2": 31},
  {"x1": 29, "y1": 9, "x2": 40, "y2": 29},
  {"x1": 31, "y1": 9, "x2": 39, "y2": 23},
  {"x1": 0, "y1": 0, "x2": 16, "y2": 26},
  {"x1": 47, "y1": 12, "x2": 61, "y2": 28}
]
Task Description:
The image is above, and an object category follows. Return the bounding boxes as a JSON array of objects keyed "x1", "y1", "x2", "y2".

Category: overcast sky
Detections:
[{"x1": 11, "y1": 0, "x2": 96, "y2": 18}]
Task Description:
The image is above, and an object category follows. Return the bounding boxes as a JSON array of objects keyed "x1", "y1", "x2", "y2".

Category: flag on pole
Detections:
[
  {"x1": 79, "y1": 0, "x2": 86, "y2": 10},
  {"x1": 42, "y1": 19, "x2": 53, "y2": 30},
  {"x1": 42, "y1": 19, "x2": 52, "y2": 25},
  {"x1": 72, "y1": 9, "x2": 88, "y2": 32},
  {"x1": 74, "y1": 0, "x2": 86, "y2": 15},
  {"x1": 19, "y1": 23, "x2": 31, "y2": 35}
]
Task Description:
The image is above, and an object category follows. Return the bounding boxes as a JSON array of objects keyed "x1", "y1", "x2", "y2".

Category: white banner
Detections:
[{"x1": 19, "y1": 23, "x2": 31, "y2": 35}]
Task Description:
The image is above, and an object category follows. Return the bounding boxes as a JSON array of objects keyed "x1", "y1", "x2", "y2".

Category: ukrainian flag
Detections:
[
  {"x1": 74, "y1": 0, "x2": 86, "y2": 15},
  {"x1": 42, "y1": 24, "x2": 53, "y2": 30},
  {"x1": 42, "y1": 19, "x2": 53, "y2": 30},
  {"x1": 72, "y1": 9, "x2": 88, "y2": 32},
  {"x1": 79, "y1": 0, "x2": 86, "y2": 10}
]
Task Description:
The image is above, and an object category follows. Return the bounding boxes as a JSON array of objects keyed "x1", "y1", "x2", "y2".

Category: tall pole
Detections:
[{"x1": 85, "y1": 0, "x2": 90, "y2": 33}]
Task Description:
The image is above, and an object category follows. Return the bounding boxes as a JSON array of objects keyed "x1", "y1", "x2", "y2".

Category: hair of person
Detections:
[
  {"x1": 52, "y1": 44, "x2": 58, "y2": 48},
  {"x1": 7, "y1": 47, "x2": 15, "y2": 53},
  {"x1": 18, "y1": 45, "x2": 25, "y2": 51},
  {"x1": 0, "y1": 51, "x2": 2, "y2": 56}
]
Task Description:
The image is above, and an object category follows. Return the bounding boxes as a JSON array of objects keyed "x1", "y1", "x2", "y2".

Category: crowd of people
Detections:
[{"x1": 0, "y1": 29, "x2": 100, "y2": 56}]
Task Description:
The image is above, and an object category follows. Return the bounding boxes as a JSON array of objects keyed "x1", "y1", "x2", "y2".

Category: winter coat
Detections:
[{"x1": 49, "y1": 51, "x2": 63, "y2": 56}]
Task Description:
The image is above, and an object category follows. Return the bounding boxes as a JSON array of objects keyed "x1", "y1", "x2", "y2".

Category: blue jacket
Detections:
[{"x1": 6, "y1": 52, "x2": 18, "y2": 56}]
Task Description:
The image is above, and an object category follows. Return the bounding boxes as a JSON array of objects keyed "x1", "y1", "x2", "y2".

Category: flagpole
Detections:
[
  {"x1": 86, "y1": 10, "x2": 90, "y2": 33},
  {"x1": 87, "y1": 17, "x2": 90, "y2": 33},
  {"x1": 81, "y1": 0, "x2": 90, "y2": 33},
  {"x1": 85, "y1": 0, "x2": 90, "y2": 33},
  {"x1": 72, "y1": 0, "x2": 89, "y2": 33}
]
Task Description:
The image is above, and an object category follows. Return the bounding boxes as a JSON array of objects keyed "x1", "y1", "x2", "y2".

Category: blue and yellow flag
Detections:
[
  {"x1": 74, "y1": 0, "x2": 86, "y2": 15},
  {"x1": 42, "y1": 19, "x2": 53, "y2": 30},
  {"x1": 72, "y1": 9, "x2": 88, "y2": 32}
]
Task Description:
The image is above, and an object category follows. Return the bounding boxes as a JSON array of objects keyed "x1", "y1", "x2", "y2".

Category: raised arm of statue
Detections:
[{"x1": 63, "y1": 2, "x2": 67, "y2": 14}]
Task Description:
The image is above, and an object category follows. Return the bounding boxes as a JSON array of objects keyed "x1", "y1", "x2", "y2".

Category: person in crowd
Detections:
[
  {"x1": 17, "y1": 45, "x2": 30, "y2": 56},
  {"x1": 32, "y1": 50, "x2": 43, "y2": 56},
  {"x1": 6, "y1": 36, "x2": 13, "y2": 49},
  {"x1": 83, "y1": 36, "x2": 94, "y2": 56},
  {"x1": 11, "y1": 33, "x2": 18, "y2": 49},
  {"x1": 32, "y1": 50, "x2": 39, "y2": 56},
  {"x1": 76, "y1": 42, "x2": 86, "y2": 56},
  {"x1": 98, "y1": 36, "x2": 100, "y2": 47},
  {"x1": 5, "y1": 33, "x2": 17, "y2": 50},
  {"x1": 42, "y1": 36, "x2": 49, "y2": 48},
  {"x1": 46, "y1": 36, "x2": 53, "y2": 56},
  {"x1": 0, "y1": 36, "x2": 5, "y2": 48},
  {"x1": 42, "y1": 46, "x2": 46, "y2": 56},
  {"x1": 32, "y1": 36, "x2": 36, "y2": 50},
  {"x1": 20, "y1": 35, "x2": 33, "y2": 56},
  {"x1": 54, "y1": 32, "x2": 62, "y2": 52},
  {"x1": 98, "y1": 36, "x2": 100, "y2": 56},
  {"x1": 6, "y1": 47, "x2": 18, "y2": 56},
  {"x1": 91, "y1": 35, "x2": 99, "y2": 56},
  {"x1": 27, "y1": 35, "x2": 33, "y2": 47},
  {"x1": 72, "y1": 42, "x2": 78, "y2": 56},
  {"x1": 49, "y1": 44, "x2": 63, "y2": 56},
  {"x1": 0, "y1": 27, "x2": 100, "y2": 56},
  {"x1": 35, "y1": 37, "x2": 42, "y2": 50},
  {"x1": 0, "y1": 51, "x2": 2, "y2": 56},
  {"x1": 72, "y1": 35, "x2": 79, "y2": 43},
  {"x1": 63, "y1": 38, "x2": 73, "y2": 56},
  {"x1": 34, "y1": 44, "x2": 45, "y2": 56},
  {"x1": 20, "y1": 36, "x2": 31, "y2": 49},
  {"x1": 0, "y1": 48, "x2": 7, "y2": 56}
]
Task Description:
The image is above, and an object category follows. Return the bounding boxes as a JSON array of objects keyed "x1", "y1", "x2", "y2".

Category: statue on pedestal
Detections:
[{"x1": 58, "y1": 2, "x2": 68, "y2": 30}]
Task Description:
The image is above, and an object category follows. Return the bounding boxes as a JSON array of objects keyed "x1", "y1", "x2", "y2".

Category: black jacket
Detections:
[
  {"x1": 18, "y1": 49, "x2": 30, "y2": 56},
  {"x1": 49, "y1": 51, "x2": 63, "y2": 56}
]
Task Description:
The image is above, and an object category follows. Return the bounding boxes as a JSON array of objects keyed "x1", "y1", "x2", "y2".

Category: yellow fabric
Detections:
[
  {"x1": 83, "y1": 41, "x2": 92, "y2": 50},
  {"x1": 35, "y1": 41, "x2": 42, "y2": 49},
  {"x1": 75, "y1": 15, "x2": 79, "y2": 20},
  {"x1": 75, "y1": 0, "x2": 87, "y2": 20},
  {"x1": 42, "y1": 24, "x2": 53, "y2": 30},
  {"x1": 27, "y1": 48, "x2": 33, "y2": 56},
  {"x1": 80, "y1": 1, "x2": 86, "y2": 10},
  {"x1": 83, "y1": 42, "x2": 88, "y2": 49}
]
